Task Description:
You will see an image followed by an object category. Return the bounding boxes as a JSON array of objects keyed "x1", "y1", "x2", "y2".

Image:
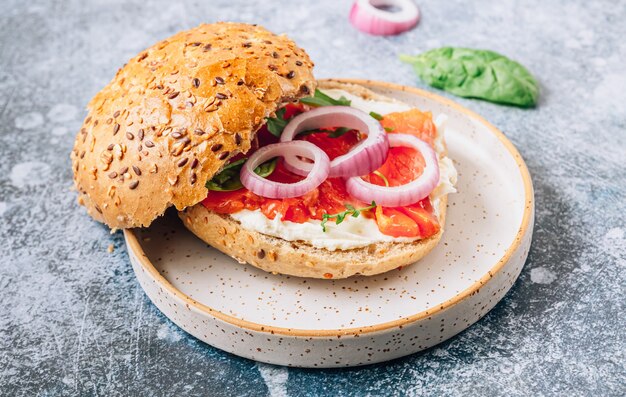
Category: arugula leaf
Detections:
[
  {"x1": 300, "y1": 89, "x2": 352, "y2": 107},
  {"x1": 206, "y1": 158, "x2": 277, "y2": 191},
  {"x1": 384, "y1": 127, "x2": 395, "y2": 132},
  {"x1": 369, "y1": 111, "x2": 383, "y2": 121},
  {"x1": 400, "y1": 47, "x2": 539, "y2": 107},
  {"x1": 320, "y1": 201, "x2": 377, "y2": 232},
  {"x1": 265, "y1": 108, "x2": 288, "y2": 137}
]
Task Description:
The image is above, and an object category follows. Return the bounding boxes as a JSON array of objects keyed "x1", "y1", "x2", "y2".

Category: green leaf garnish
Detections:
[
  {"x1": 384, "y1": 127, "x2": 394, "y2": 132},
  {"x1": 328, "y1": 127, "x2": 351, "y2": 138},
  {"x1": 320, "y1": 201, "x2": 377, "y2": 232},
  {"x1": 206, "y1": 158, "x2": 277, "y2": 191},
  {"x1": 265, "y1": 108, "x2": 288, "y2": 137},
  {"x1": 369, "y1": 111, "x2": 383, "y2": 121},
  {"x1": 300, "y1": 89, "x2": 352, "y2": 107},
  {"x1": 400, "y1": 47, "x2": 539, "y2": 107},
  {"x1": 254, "y1": 157, "x2": 277, "y2": 178}
]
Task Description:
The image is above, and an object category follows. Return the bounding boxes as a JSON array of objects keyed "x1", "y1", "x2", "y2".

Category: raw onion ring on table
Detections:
[{"x1": 349, "y1": 0, "x2": 420, "y2": 36}]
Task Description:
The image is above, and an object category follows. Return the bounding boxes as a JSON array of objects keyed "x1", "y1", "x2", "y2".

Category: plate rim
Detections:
[{"x1": 124, "y1": 78, "x2": 534, "y2": 337}]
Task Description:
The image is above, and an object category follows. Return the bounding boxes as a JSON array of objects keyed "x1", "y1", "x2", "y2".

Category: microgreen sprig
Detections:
[{"x1": 320, "y1": 201, "x2": 377, "y2": 232}]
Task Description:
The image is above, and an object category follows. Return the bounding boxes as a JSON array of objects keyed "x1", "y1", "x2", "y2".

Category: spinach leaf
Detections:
[
  {"x1": 400, "y1": 47, "x2": 539, "y2": 107},
  {"x1": 265, "y1": 108, "x2": 289, "y2": 137},
  {"x1": 206, "y1": 158, "x2": 277, "y2": 191},
  {"x1": 328, "y1": 127, "x2": 351, "y2": 138},
  {"x1": 300, "y1": 89, "x2": 352, "y2": 107}
]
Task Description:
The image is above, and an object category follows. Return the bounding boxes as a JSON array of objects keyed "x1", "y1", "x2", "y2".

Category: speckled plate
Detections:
[{"x1": 124, "y1": 79, "x2": 534, "y2": 368}]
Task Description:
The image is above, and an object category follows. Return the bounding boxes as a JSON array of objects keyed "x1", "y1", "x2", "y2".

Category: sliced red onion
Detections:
[
  {"x1": 240, "y1": 141, "x2": 330, "y2": 199},
  {"x1": 349, "y1": 0, "x2": 420, "y2": 36},
  {"x1": 345, "y1": 134, "x2": 439, "y2": 207},
  {"x1": 280, "y1": 106, "x2": 389, "y2": 178}
]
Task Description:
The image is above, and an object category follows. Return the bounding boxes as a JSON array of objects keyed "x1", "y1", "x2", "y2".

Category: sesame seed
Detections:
[
  {"x1": 132, "y1": 166, "x2": 141, "y2": 176},
  {"x1": 194, "y1": 128, "x2": 205, "y2": 135},
  {"x1": 171, "y1": 131, "x2": 183, "y2": 139},
  {"x1": 145, "y1": 140, "x2": 155, "y2": 148},
  {"x1": 215, "y1": 76, "x2": 224, "y2": 85},
  {"x1": 242, "y1": 42, "x2": 252, "y2": 48},
  {"x1": 138, "y1": 53, "x2": 148, "y2": 61},
  {"x1": 129, "y1": 181, "x2": 139, "y2": 190},
  {"x1": 191, "y1": 158, "x2": 198, "y2": 169},
  {"x1": 272, "y1": 52, "x2": 279, "y2": 58},
  {"x1": 286, "y1": 71, "x2": 295, "y2": 79},
  {"x1": 257, "y1": 249, "x2": 266, "y2": 259},
  {"x1": 126, "y1": 132, "x2": 134, "y2": 140},
  {"x1": 138, "y1": 129, "x2": 144, "y2": 140},
  {"x1": 191, "y1": 42, "x2": 201, "y2": 46},
  {"x1": 113, "y1": 110, "x2": 120, "y2": 118},
  {"x1": 219, "y1": 151, "x2": 230, "y2": 160},
  {"x1": 119, "y1": 166, "x2": 129, "y2": 174},
  {"x1": 295, "y1": 60, "x2": 303, "y2": 66},
  {"x1": 108, "y1": 172, "x2": 118, "y2": 179},
  {"x1": 190, "y1": 173, "x2": 197, "y2": 185},
  {"x1": 177, "y1": 158, "x2": 188, "y2": 167},
  {"x1": 107, "y1": 144, "x2": 114, "y2": 151},
  {"x1": 237, "y1": 79, "x2": 244, "y2": 86},
  {"x1": 168, "y1": 91, "x2": 180, "y2": 99},
  {"x1": 192, "y1": 78, "x2": 200, "y2": 88},
  {"x1": 203, "y1": 43, "x2": 212, "y2": 52},
  {"x1": 216, "y1": 92, "x2": 227, "y2": 100},
  {"x1": 113, "y1": 123, "x2": 120, "y2": 134},
  {"x1": 211, "y1": 144, "x2": 223, "y2": 152},
  {"x1": 235, "y1": 133, "x2": 242, "y2": 145},
  {"x1": 268, "y1": 65, "x2": 277, "y2": 71}
]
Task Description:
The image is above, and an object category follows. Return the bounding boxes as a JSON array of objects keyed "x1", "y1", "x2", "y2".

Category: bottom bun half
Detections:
[{"x1": 178, "y1": 196, "x2": 446, "y2": 279}]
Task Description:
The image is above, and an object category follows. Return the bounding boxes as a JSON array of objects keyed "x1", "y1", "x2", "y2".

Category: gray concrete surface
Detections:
[{"x1": 0, "y1": 0, "x2": 624, "y2": 395}]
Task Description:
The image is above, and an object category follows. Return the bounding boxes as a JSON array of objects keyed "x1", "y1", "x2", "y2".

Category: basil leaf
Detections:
[
  {"x1": 300, "y1": 89, "x2": 352, "y2": 107},
  {"x1": 369, "y1": 111, "x2": 383, "y2": 121},
  {"x1": 400, "y1": 47, "x2": 539, "y2": 107},
  {"x1": 265, "y1": 108, "x2": 288, "y2": 137},
  {"x1": 206, "y1": 158, "x2": 277, "y2": 192}
]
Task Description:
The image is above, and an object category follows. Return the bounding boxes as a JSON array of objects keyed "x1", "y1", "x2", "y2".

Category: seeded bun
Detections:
[
  {"x1": 71, "y1": 22, "x2": 316, "y2": 229},
  {"x1": 179, "y1": 81, "x2": 450, "y2": 279}
]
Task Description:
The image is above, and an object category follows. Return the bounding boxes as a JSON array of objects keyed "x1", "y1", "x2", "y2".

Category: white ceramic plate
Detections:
[{"x1": 125, "y1": 79, "x2": 534, "y2": 368}]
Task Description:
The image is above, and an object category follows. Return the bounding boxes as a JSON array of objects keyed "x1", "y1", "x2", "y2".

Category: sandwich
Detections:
[{"x1": 71, "y1": 22, "x2": 457, "y2": 279}]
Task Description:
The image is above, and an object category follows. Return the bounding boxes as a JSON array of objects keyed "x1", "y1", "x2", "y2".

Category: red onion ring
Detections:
[
  {"x1": 280, "y1": 106, "x2": 389, "y2": 178},
  {"x1": 345, "y1": 134, "x2": 439, "y2": 207},
  {"x1": 349, "y1": 0, "x2": 420, "y2": 36},
  {"x1": 240, "y1": 141, "x2": 330, "y2": 199}
]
